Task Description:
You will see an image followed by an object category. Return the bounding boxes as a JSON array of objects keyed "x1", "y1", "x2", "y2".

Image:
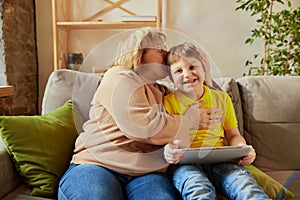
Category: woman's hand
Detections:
[
  {"x1": 238, "y1": 146, "x2": 256, "y2": 165},
  {"x1": 199, "y1": 107, "x2": 222, "y2": 130},
  {"x1": 164, "y1": 140, "x2": 184, "y2": 164},
  {"x1": 184, "y1": 102, "x2": 221, "y2": 131}
]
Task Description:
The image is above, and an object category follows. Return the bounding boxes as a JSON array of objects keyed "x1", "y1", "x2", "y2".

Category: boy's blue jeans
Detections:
[
  {"x1": 58, "y1": 163, "x2": 177, "y2": 200},
  {"x1": 172, "y1": 163, "x2": 269, "y2": 200}
]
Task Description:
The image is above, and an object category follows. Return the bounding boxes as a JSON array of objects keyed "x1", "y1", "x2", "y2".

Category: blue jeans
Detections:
[
  {"x1": 58, "y1": 163, "x2": 177, "y2": 200},
  {"x1": 172, "y1": 163, "x2": 269, "y2": 200}
]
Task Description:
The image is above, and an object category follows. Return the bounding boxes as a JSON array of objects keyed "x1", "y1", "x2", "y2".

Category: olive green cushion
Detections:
[
  {"x1": 0, "y1": 100, "x2": 81, "y2": 198},
  {"x1": 245, "y1": 164, "x2": 294, "y2": 199}
]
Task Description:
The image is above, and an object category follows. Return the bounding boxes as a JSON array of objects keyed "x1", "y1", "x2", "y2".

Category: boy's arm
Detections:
[
  {"x1": 225, "y1": 128, "x2": 256, "y2": 165},
  {"x1": 225, "y1": 127, "x2": 246, "y2": 146}
]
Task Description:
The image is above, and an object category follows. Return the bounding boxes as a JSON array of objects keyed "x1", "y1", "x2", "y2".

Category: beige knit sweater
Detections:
[{"x1": 71, "y1": 66, "x2": 192, "y2": 176}]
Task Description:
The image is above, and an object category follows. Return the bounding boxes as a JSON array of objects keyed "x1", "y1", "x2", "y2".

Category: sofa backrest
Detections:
[
  {"x1": 42, "y1": 70, "x2": 245, "y2": 137},
  {"x1": 42, "y1": 69, "x2": 102, "y2": 123},
  {"x1": 237, "y1": 76, "x2": 300, "y2": 171},
  {"x1": 44, "y1": 70, "x2": 300, "y2": 171}
]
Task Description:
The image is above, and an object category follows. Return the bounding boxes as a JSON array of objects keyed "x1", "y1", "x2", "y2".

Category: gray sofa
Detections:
[{"x1": 0, "y1": 69, "x2": 299, "y2": 199}]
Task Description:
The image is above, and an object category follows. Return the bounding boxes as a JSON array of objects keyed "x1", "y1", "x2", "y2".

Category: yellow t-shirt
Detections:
[{"x1": 164, "y1": 85, "x2": 238, "y2": 148}]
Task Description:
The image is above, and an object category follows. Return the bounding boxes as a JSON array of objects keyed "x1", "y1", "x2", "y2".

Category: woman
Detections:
[{"x1": 58, "y1": 27, "x2": 221, "y2": 200}]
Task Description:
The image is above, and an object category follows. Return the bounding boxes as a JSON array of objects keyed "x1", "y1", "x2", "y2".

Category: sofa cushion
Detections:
[
  {"x1": 0, "y1": 100, "x2": 81, "y2": 198},
  {"x1": 244, "y1": 165, "x2": 294, "y2": 199},
  {"x1": 264, "y1": 170, "x2": 300, "y2": 199},
  {"x1": 214, "y1": 78, "x2": 244, "y2": 135},
  {"x1": 1, "y1": 184, "x2": 52, "y2": 200},
  {"x1": 42, "y1": 69, "x2": 102, "y2": 123},
  {"x1": 0, "y1": 139, "x2": 22, "y2": 199},
  {"x1": 237, "y1": 76, "x2": 300, "y2": 171}
]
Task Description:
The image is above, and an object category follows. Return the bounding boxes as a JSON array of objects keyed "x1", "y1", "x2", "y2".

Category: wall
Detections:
[
  {"x1": 0, "y1": 1, "x2": 6, "y2": 86},
  {"x1": 35, "y1": 0, "x2": 52, "y2": 113},
  {"x1": 0, "y1": 0, "x2": 37, "y2": 116},
  {"x1": 35, "y1": 0, "x2": 300, "y2": 112}
]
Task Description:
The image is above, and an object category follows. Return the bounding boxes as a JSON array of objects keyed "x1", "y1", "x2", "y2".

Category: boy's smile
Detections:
[{"x1": 183, "y1": 78, "x2": 197, "y2": 85}]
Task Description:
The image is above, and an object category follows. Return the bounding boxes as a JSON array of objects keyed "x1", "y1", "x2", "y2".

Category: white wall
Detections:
[
  {"x1": 35, "y1": 0, "x2": 53, "y2": 112},
  {"x1": 35, "y1": 0, "x2": 300, "y2": 112}
]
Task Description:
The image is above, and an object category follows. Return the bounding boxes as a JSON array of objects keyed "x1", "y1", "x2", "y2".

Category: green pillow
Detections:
[
  {"x1": 244, "y1": 164, "x2": 294, "y2": 199},
  {"x1": 0, "y1": 100, "x2": 82, "y2": 198}
]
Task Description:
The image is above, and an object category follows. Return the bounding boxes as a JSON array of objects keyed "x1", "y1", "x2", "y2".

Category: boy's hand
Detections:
[
  {"x1": 164, "y1": 140, "x2": 184, "y2": 164},
  {"x1": 238, "y1": 146, "x2": 256, "y2": 165}
]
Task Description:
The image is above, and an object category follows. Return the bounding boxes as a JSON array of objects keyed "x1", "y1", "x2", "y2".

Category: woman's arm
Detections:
[{"x1": 95, "y1": 67, "x2": 193, "y2": 146}]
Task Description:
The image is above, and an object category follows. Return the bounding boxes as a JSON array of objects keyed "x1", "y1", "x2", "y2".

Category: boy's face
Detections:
[{"x1": 170, "y1": 57, "x2": 205, "y2": 99}]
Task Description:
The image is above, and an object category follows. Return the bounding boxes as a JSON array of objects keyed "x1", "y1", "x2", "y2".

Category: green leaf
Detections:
[{"x1": 245, "y1": 38, "x2": 254, "y2": 44}]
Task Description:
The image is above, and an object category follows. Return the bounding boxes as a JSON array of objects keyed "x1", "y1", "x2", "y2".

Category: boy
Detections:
[{"x1": 163, "y1": 43, "x2": 268, "y2": 200}]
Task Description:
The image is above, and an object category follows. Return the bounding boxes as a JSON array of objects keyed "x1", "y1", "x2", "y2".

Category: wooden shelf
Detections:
[
  {"x1": 52, "y1": 0, "x2": 162, "y2": 70},
  {"x1": 0, "y1": 86, "x2": 15, "y2": 98},
  {"x1": 57, "y1": 21, "x2": 158, "y2": 30}
]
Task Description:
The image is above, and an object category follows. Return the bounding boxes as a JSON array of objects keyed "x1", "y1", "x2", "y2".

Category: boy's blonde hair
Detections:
[
  {"x1": 110, "y1": 27, "x2": 166, "y2": 70},
  {"x1": 167, "y1": 42, "x2": 207, "y2": 72}
]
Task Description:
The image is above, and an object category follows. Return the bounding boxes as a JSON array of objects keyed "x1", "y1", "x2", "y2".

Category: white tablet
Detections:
[{"x1": 178, "y1": 145, "x2": 253, "y2": 164}]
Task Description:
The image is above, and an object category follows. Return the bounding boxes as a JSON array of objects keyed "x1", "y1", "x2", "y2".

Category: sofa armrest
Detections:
[{"x1": 0, "y1": 139, "x2": 22, "y2": 199}]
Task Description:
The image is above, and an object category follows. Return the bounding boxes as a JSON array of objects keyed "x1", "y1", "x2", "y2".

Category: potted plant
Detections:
[{"x1": 236, "y1": 0, "x2": 300, "y2": 75}]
